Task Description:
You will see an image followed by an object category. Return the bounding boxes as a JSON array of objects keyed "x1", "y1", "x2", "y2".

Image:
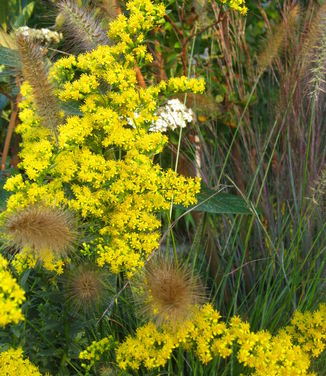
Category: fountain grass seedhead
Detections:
[
  {"x1": 311, "y1": 165, "x2": 326, "y2": 209},
  {"x1": 16, "y1": 33, "x2": 61, "y2": 134},
  {"x1": 257, "y1": 5, "x2": 299, "y2": 74},
  {"x1": 65, "y1": 263, "x2": 111, "y2": 313},
  {"x1": 133, "y1": 256, "x2": 206, "y2": 326},
  {"x1": 301, "y1": 2, "x2": 326, "y2": 69},
  {"x1": 57, "y1": 0, "x2": 109, "y2": 52},
  {"x1": 4, "y1": 205, "x2": 77, "y2": 258},
  {"x1": 302, "y1": 3, "x2": 326, "y2": 101}
]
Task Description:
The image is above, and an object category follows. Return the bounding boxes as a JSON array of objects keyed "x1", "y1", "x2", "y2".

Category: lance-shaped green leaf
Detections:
[
  {"x1": 180, "y1": 186, "x2": 251, "y2": 215},
  {"x1": 13, "y1": 2, "x2": 35, "y2": 28}
]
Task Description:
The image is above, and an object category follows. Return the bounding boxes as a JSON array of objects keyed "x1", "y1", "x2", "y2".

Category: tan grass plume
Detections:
[
  {"x1": 16, "y1": 34, "x2": 61, "y2": 135},
  {"x1": 4, "y1": 206, "x2": 76, "y2": 257},
  {"x1": 257, "y1": 5, "x2": 299, "y2": 74},
  {"x1": 58, "y1": 0, "x2": 109, "y2": 52},
  {"x1": 302, "y1": 3, "x2": 326, "y2": 100},
  {"x1": 134, "y1": 257, "x2": 206, "y2": 326},
  {"x1": 311, "y1": 165, "x2": 326, "y2": 209},
  {"x1": 65, "y1": 264, "x2": 110, "y2": 312},
  {"x1": 301, "y1": 2, "x2": 326, "y2": 70}
]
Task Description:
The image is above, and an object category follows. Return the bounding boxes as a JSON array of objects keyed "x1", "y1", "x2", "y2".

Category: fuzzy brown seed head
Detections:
[
  {"x1": 136, "y1": 257, "x2": 205, "y2": 326},
  {"x1": 4, "y1": 206, "x2": 76, "y2": 257},
  {"x1": 16, "y1": 34, "x2": 61, "y2": 134},
  {"x1": 65, "y1": 265, "x2": 109, "y2": 312},
  {"x1": 58, "y1": 0, "x2": 109, "y2": 52},
  {"x1": 257, "y1": 5, "x2": 299, "y2": 74}
]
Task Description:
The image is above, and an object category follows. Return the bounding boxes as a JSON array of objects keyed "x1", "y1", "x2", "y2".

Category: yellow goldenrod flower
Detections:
[
  {"x1": 79, "y1": 337, "x2": 115, "y2": 374},
  {"x1": 220, "y1": 0, "x2": 248, "y2": 15},
  {"x1": 0, "y1": 255, "x2": 25, "y2": 326},
  {"x1": 0, "y1": 348, "x2": 41, "y2": 375},
  {"x1": 3, "y1": 0, "x2": 203, "y2": 275},
  {"x1": 116, "y1": 303, "x2": 318, "y2": 374}
]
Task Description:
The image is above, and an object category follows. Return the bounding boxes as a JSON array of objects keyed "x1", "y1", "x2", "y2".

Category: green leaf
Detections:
[
  {"x1": 0, "y1": 46, "x2": 21, "y2": 68},
  {"x1": 13, "y1": 2, "x2": 35, "y2": 28},
  {"x1": 60, "y1": 101, "x2": 83, "y2": 116},
  {"x1": 181, "y1": 186, "x2": 251, "y2": 215},
  {"x1": 173, "y1": 41, "x2": 181, "y2": 49},
  {"x1": 0, "y1": 94, "x2": 9, "y2": 110},
  {"x1": 166, "y1": 52, "x2": 178, "y2": 64}
]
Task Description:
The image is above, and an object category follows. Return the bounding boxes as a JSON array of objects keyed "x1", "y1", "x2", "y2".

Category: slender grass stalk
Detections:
[
  {"x1": 169, "y1": 23, "x2": 198, "y2": 218},
  {"x1": 167, "y1": 24, "x2": 198, "y2": 266}
]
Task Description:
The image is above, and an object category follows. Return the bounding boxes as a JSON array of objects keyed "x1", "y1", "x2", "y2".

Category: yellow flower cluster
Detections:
[
  {"x1": 116, "y1": 304, "x2": 320, "y2": 375},
  {"x1": 117, "y1": 322, "x2": 177, "y2": 370},
  {"x1": 221, "y1": 0, "x2": 248, "y2": 15},
  {"x1": 79, "y1": 337, "x2": 114, "y2": 374},
  {"x1": 285, "y1": 304, "x2": 326, "y2": 357},
  {"x1": 3, "y1": 173, "x2": 66, "y2": 213},
  {"x1": 0, "y1": 348, "x2": 41, "y2": 376},
  {"x1": 10, "y1": 250, "x2": 37, "y2": 275},
  {"x1": 108, "y1": 0, "x2": 165, "y2": 60},
  {"x1": 12, "y1": 83, "x2": 54, "y2": 182},
  {"x1": 231, "y1": 318, "x2": 312, "y2": 376},
  {"x1": 11, "y1": 248, "x2": 66, "y2": 276},
  {"x1": 166, "y1": 77, "x2": 205, "y2": 94},
  {"x1": 0, "y1": 254, "x2": 25, "y2": 326},
  {"x1": 3, "y1": 0, "x2": 203, "y2": 275}
]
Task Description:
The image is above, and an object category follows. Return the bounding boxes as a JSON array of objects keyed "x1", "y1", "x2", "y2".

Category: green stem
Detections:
[{"x1": 168, "y1": 23, "x2": 198, "y2": 263}]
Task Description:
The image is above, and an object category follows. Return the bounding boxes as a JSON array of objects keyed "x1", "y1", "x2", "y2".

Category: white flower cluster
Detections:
[
  {"x1": 150, "y1": 99, "x2": 194, "y2": 133},
  {"x1": 16, "y1": 27, "x2": 62, "y2": 45}
]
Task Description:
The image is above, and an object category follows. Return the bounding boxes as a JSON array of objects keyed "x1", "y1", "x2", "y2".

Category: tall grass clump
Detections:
[{"x1": 188, "y1": 0, "x2": 326, "y2": 337}]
